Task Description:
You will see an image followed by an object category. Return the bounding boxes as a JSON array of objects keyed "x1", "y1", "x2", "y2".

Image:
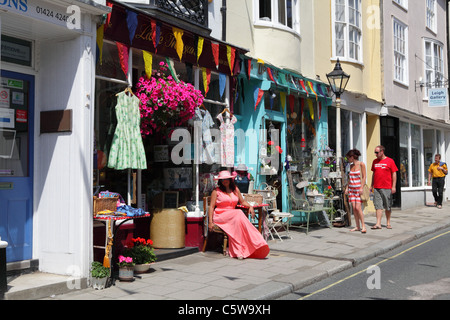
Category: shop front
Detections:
[
  {"x1": 94, "y1": 0, "x2": 247, "y2": 252},
  {"x1": 0, "y1": 0, "x2": 110, "y2": 278}
]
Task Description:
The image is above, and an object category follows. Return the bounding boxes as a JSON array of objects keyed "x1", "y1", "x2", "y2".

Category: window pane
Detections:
[
  {"x1": 411, "y1": 124, "x2": 421, "y2": 187},
  {"x1": 423, "y1": 129, "x2": 434, "y2": 184},
  {"x1": 278, "y1": 0, "x2": 286, "y2": 25},
  {"x1": 352, "y1": 112, "x2": 362, "y2": 151},
  {"x1": 259, "y1": 0, "x2": 271, "y2": 20},
  {"x1": 399, "y1": 121, "x2": 409, "y2": 187},
  {"x1": 286, "y1": 0, "x2": 293, "y2": 28}
]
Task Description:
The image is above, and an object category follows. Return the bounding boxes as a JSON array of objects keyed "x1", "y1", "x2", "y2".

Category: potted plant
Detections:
[
  {"x1": 324, "y1": 185, "x2": 334, "y2": 199},
  {"x1": 90, "y1": 261, "x2": 110, "y2": 290},
  {"x1": 136, "y1": 61, "x2": 204, "y2": 136},
  {"x1": 117, "y1": 255, "x2": 135, "y2": 281},
  {"x1": 124, "y1": 237, "x2": 157, "y2": 274}
]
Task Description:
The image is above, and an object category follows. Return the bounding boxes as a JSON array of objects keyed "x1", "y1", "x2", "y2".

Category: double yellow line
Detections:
[{"x1": 299, "y1": 230, "x2": 450, "y2": 300}]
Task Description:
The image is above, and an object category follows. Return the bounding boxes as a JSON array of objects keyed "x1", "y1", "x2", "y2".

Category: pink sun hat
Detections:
[{"x1": 214, "y1": 170, "x2": 237, "y2": 180}]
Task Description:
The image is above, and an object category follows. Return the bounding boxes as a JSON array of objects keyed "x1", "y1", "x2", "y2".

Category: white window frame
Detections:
[
  {"x1": 331, "y1": 0, "x2": 363, "y2": 64},
  {"x1": 392, "y1": 0, "x2": 408, "y2": 11},
  {"x1": 424, "y1": 38, "x2": 444, "y2": 98},
  {"x1": 426, "y1": 0, "x2": 437, "y2": 33},
  {"x1": 254, "y1": 0, "x2": 301, "y2": 35},
  {"x1": 393, "y1": 17, "x2": 408, "y2": 86}
]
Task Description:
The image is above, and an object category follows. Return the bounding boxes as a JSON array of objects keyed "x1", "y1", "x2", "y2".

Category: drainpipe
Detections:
[{"x1": 221, "y1": 0, "x2": 227, "y2": 41}]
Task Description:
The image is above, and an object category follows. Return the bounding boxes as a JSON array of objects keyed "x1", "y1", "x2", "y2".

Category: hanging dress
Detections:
[
  {"x1": 108, "y1": 92, "x2": 147, "y2": 170},
  {"x1": 213, "y1": 188, "x2": 270, "y2": 259},
  {"x1": 217, "y1": 113, "x2": 237, "y2": 167}
]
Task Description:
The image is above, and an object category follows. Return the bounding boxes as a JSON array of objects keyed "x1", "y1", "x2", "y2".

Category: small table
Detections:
[
  {"x1": 236, "y1": 204, "x2": 269, "y2": 234},
  {"x1": 268, "y1": 212, "x2": 294, "y2": 241},
  {"x1": 93, "y1": 213, "x2": 151, "y2": 282}
]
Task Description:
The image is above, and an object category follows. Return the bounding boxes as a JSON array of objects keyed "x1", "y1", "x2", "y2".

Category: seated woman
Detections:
[{"x1": 208, "y1": 170, "x2": 270, "y2": 260}]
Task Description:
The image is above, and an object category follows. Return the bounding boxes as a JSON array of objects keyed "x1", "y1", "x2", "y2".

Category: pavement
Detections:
[{"x1": 2, "y1": 204, "x2": 450, "y2": 300}]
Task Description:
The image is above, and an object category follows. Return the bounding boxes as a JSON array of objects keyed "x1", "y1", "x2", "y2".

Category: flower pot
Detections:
[
  {"x1": 134, "y1": 263, "x2": 155, "y2": 274},
  {"x1": 92, "y1": 276, "x2": 108, "y2": 290},
  {"x1": 118, "y1": 266, "x2": 134, "y2": 281}
]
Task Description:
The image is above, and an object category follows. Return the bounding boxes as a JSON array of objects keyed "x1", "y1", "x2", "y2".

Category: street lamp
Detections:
[{"x1": 326, "y1": 59, "x2": 350, "y2": 168}]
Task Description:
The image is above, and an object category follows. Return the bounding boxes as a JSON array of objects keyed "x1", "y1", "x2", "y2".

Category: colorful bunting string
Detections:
[
  {"x1": 116, "y1": 42, "x2": 129, "y2": 76},
  {"x1": 308, "y1": 81, "x2": 318, "y2": 100},
  {"x1": 126, "y1": 10, "x2": 138, "y2": 45},
  {"x1": 96, "y1": 24, "x2": 104, "y2": 65},
  {"x1": 151, "y1": 20, "x2": 161, "y2": 53},
  {"x1": 267, "y1": 68, "x2": 277, "y2": 85},
  {"x1": 202, "y1": 68, "x2": 211, "y2": 95},
  {"x1": 254, "y1": 87, "x2": 264, "y2": 111},
  {"x1": 226, "y1": 45, "x2": 235, "y2": 75},
  {"x1": 197, "y1": 36, "x2": 204, "y2": 64}
]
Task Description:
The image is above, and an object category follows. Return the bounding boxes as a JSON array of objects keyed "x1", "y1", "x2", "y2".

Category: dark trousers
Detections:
[{"x1": 432, "y1": 177, "x2": 445, "y2": 206}]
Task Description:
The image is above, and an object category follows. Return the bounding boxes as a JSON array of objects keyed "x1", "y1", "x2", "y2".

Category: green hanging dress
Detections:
[{"x1": 108, "y1": 92, "x2": 147, "y2": 170}]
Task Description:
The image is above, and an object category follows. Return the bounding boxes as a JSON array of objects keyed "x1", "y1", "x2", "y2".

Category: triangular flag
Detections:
[
  {"x1": 257, "y1": 58, "x2": 265, "y2": 64},
  {"x1": 254, "y1": 87, "x2": 264, "y2": 111},
  {"x1": 319, "y1": 101, "x2": 322, "y2": 120},
  {"x1": 143, "y1": 50, "x2": 153, "y2": 79},
  {"x1": 197, "y1": 36, "x2": 204, "y2": 64},
  {"x1": 280, "y1": 92, "x2": 286, "y2": 112},
  {"x1": 308, "y1": 81, "x2": 318, "y2": 100},
  {"x1": 226, "y1": 45, "x2": 235, "y2": 74},
  {"x1": 126, "y1": 10, "x2": 138, "y2": 45},
  {"x1": 247, "y1": 59, "x2": 252, "y2": 80},
  {"x1": 307, "y1": 99, "x2": 314, "y2": 120},
  {"x1": 219, "y1": 73, "x2": 226, "y2": 98},
  {"x1": 211, "y1": 41, "x2": 219, "y2": 69},
  {"x1": 96, "y1": 24, "x2": 104, "y2": 65},
  {"x1": 289, "y1": 95, "x2": 295, "y2": 114},
  {"x1": 172, "y1": 27, "x2": 184, "y2": 61},
  {"x1": 317, "y1": 84, "x2": 326, "y2": 97},
  {"x1": 150, "y1": 20, "x2": 162, "y2": 52},
  {"x1": 166, "y1": 57, "x2": 180, "y2": 83},
  {"x1": 116, "y1": 42, "x2": 129, "y2": 76},
  {"x1": 267, "y1": 68, "x2": 277, "y2": 85},
  {"x1": 202, "y1": 68, "x2": 211, "y2": 95},
  {"x1": 299, "y1": 80, "x2": 309, "y2": 96}
]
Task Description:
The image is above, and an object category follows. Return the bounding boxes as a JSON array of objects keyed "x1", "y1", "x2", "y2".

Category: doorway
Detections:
[{"x1": 0, "y1": 70, "x2": 34, "y2": 262}]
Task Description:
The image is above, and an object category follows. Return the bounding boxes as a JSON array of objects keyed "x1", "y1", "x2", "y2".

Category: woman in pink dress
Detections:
[{"x1": 208, "y1": 171, "x2": 270, "y2": 259}]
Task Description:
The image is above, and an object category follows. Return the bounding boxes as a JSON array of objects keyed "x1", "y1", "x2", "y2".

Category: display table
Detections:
[
  {"x1": 268, "y1": 212, "x2": 294, "y2": 241},
  {"x1": 236, "y1": 204, "x2": 269, "y2": 234},
  {"x1": 93, "y1": 213, "x2": 151, "y2": 282}
]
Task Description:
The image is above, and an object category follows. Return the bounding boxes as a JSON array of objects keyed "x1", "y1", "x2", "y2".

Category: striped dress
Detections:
[{"x1": 348, "y1": 170, "x2": 362, "y2": 203}]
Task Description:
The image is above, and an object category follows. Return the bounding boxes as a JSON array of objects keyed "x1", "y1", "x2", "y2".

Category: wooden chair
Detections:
[{"x1": 202, "y1": 196, "x2": 228, "y2": 255}]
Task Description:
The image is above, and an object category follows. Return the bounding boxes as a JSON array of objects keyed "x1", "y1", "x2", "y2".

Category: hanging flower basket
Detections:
[{"x1": 136, "y1": 62, "x2": 204, "y2": 136}]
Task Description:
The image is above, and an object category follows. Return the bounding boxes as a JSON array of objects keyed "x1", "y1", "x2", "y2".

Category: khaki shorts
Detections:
[{"x1": 373, "y1": 188, "x2": 392, "y2": 211}]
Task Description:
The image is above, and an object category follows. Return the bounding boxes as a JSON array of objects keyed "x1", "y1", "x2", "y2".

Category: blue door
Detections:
[{"x1": 0, "y1": 71, "x2": 34, "y2": 262}]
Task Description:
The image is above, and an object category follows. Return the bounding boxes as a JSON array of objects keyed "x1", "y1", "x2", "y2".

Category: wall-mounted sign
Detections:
[
  {"x1": 0, "y1": 109, "x2": 14, "y2": 129},
  {"x1": 0, "y1": 88, "x2": 10, "y2": 108},
  {"x1": 429, "y1": 88, "x2": 448, "y2": 107}
]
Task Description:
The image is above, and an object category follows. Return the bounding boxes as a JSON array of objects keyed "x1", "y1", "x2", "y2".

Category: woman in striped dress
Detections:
[{"x1": 345, "y1": 149, "x2": 367, "y2": 233}]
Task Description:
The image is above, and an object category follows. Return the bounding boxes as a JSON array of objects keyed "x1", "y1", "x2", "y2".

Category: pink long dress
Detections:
[{"x1": 213, "y1": 188, "x2": 270, "y2": 259}]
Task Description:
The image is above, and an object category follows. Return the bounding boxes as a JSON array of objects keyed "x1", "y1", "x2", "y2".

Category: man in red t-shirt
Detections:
[{"x1": 370, "y1": 145, "x2": 398, "y2": 230}]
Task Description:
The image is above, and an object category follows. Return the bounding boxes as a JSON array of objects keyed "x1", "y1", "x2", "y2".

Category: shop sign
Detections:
[
  {"x1": 428, "y1": 88, "x2": 448, "y2": 107},
  {"x1": 0, "y1": 108, "x2": 14, "y2": 128},
  {"x1": 1, "y1": 35, "x2": 32, "y2": 67},
  {"x1": 0, "y1": 88, "x2": 10, "y2": 108},
  {"x1": 0, "y1": 0, "x2": 79, "y2": 29},
  {"x1": 16, "y1": 110, "x2": 27, "y2": 123}
]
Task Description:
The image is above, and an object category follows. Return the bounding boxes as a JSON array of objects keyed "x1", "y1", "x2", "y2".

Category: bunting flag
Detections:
[
  {"x1": 96, "y1": 24, "x2": 104, "y2": 65},
  {"x1": 126, "y1": 10, "x2": 138, "y2": 45},
  {"x1": 211, "y1": 41, "x2": 219, "y2": 69},
  {"x1": 202, "y1": 67, "x2": 211, "y2": 95},
  {"x1": 299, "y1": 80, "x2": 309, "y2": 96},
  {"x1": 116, "y1": 42, "x2": 129, "y2": 76},
  {"x1": 226, "y1": 45, "x2": 236, "y2": 75},
  {"x1": 143, "y1": 50, "x2": 153, "y2": 79},
  {"x1": 254, "y1": 87, "x2": 264, "y2": 111},
  {"x1": 267, "y1": 68, "x2": 277, "y2": 85},
  {"x1": 151, "y1": 20, "x2": 161, "y2": 52},
  {"x1": 104, "y1": 2, "x2": 113, "y2": 31},
  {"x1": 197, "y1": 36, "x2": 204, "y2": 64},
  {"x1": 280, "y1": 92, "x2": 286, "y2": 112},
  {"x1": 308, "y1": 81, "x2": 318, "y2": 100},
  {"x1": 307, "y1": 99, "x2": 314, "y2": 120},
  {"x1": 166, "y1": 57, "x2": 180, "y2": 83},
  {"x1": 289, "y1": 95, "x2": 295, "y2": 114},
  {"x1": 233, "y1": 54, "x2": 241, "y2": 76},
  {"x1": 257, "y1": 58, "x2": 265, "y2": 65},
  {"x1": 172, "y1": 27, "x2": 184, "y2": 61},
  {"x1": 317, "y1": 84, "x2": 326, "y2": 98},
  {"x1": 219, "y1": 73, "x2": 226, "y2": 98},
  {"x1": 318, "y1": 101, "x2": 322, "y2": 120},
  {"x1": 270, "y1": 95, "x2": 274, "y2": 110},
  {"x1": 247, "y1": 59, "x2": 252, "y2": 80}
]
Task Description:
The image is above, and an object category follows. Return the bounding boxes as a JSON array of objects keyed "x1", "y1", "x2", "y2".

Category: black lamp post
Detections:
[{"x1": 326, "y1": 59, "x2": 350, "y2": 165}]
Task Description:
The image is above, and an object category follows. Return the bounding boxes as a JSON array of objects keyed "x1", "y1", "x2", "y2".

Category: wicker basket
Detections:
[
  {"x1": 93, "y1": 196, "x2": 119, "y2": 216},
  {"x1": 243, "y1": 193, "x2": 263, "y2": 205}
]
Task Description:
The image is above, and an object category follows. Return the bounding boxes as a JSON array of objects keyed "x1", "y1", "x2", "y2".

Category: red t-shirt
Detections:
[{"x1": 371, "y1": 157, "x2": 398, "y2": 189}]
